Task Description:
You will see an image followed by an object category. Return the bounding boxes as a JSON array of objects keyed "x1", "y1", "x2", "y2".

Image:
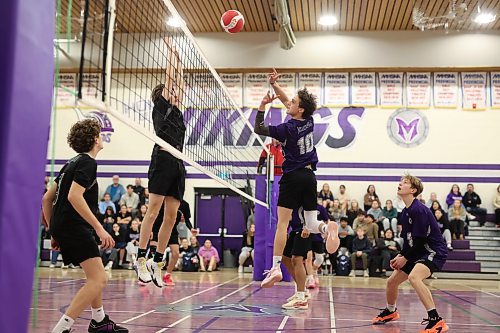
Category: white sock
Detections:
[
  {"x1": 91, "y1": 306, "x2": 105, "y2": 322},
  {"x1": 304, "y1": 211, "x2": 322, "y2": 233},
  {"x1": 52, "y1": 314, "x2": 74, "y2": 333},
  {"x1": 272, "y1": 256, "x2": 282, "y2": 268},
  {"x1": 307, "y1": 274, "x2": 313, "y2": 280},
  {"x1": 296, "y1": 291, "x2": 306, "y2": 300},
  {"x1": 387, "y1": 304, "x2": 396, "y2": 312},
  {"x1": 294, "y1": 283, "x2": 297, "y2": 293}
]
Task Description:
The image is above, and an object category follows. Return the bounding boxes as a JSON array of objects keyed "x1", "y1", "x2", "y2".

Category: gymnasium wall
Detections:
[{"x1": 50, "y1": 31, "x2": 500, "y2": 215}]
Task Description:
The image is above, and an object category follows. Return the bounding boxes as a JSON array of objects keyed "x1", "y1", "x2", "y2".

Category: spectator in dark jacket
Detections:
[
  {"x1": 463, "y1": 184, "x2": 487, "y2": 226},
  {"x1": 349, "y1": 228, "x2": 372, "y2": 277}
]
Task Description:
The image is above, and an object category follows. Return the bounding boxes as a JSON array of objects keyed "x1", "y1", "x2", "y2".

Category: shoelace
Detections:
[
  {"x1": 421, "y1": 317, "x2": 439, "y2": 326},
  {"x1": 262, "y1": 269, "x2": 274, "y2": 276}
]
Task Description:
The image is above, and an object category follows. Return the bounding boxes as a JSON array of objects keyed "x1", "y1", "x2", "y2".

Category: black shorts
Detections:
[
  {"x1": 278, "y1": 168, "x2": 317, "y2": 211},
  {"x1": 148, "y1": 148, "x2": 186, "y2": 200},
  {"x1": 401, "y1": 259, "x2": 439, "y2": 276},
  {"x1": 283, "y1": 230, "x2": 312, "y2": 258},
  {"x1": 52, "y1": 227, "x2": 100, "y2": 266},
  {"x1": 311, "y1": 240, "x2": 325, "y2": 254}
]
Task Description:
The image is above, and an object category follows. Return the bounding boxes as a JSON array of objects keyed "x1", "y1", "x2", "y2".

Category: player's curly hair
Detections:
[
  {"x1": 67, "y1": 119, "x2": 101, "y2": 153},
  {"x1": 298, "y1": 88, "x2": 317, "y2": 118}
]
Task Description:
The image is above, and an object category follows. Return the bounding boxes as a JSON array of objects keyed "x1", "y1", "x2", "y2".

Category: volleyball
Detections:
[{"x1": 220, "y1": 10, "x2": 244, "y2": 34}]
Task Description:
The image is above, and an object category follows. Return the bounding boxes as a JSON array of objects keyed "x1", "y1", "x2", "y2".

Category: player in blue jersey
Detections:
[
  {"x1": 372, "y1": 174, "x2": 449, "y2": 333},
  {"x1": 254, "y1": 68, "x2": 339, "y2": 288}
]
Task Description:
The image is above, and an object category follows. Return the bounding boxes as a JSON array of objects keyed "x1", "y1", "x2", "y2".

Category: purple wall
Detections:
[{"x1": 0, "y1": 0, "x2": 54, "y2": 331}]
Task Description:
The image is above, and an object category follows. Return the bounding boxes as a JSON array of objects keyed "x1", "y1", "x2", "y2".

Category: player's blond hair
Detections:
[{"x1": 402, "y1": 173, "x2": 423, "y2": 197}]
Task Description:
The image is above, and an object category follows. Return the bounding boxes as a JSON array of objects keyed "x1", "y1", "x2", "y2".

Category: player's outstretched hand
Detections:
[
  {"x1": 191, "y1": 228, "x2": 199, "y2": 236},
  {"x1": 260, "y1": 90, "x2": 280, "y2": 105},
  {"x1": 268, "y1": 68, "x2": 280, "y2": 85},
  {"x1": 97, "y1": 227, "x2": 115, "y2": 249}
]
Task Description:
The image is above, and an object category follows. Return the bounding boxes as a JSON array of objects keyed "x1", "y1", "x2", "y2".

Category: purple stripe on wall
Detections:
[
  {"x1": 46, "y1": 159, "x2": 500, "y2": 170},
  {"x1": 45, "y1": 171, "x2": 500, "y2": 184}
]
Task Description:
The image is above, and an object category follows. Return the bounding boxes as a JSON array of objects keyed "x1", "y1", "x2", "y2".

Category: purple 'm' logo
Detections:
[
  {"x1": 387, "y1": 108, "x2": 428, "y2": 148},
  {"x1": 395, "y1": 117, "x2": 420, "y2": 141}
]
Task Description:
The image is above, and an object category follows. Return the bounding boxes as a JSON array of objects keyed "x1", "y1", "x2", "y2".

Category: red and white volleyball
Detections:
[{"x1": 220, "y1": 10, "x2": 244, "y2": 34}]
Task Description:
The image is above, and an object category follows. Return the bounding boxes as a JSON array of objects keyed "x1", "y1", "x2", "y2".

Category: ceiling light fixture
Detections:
[
  {"x1": 318, "y1": 15, "x2": 338, "y2": 26},
  {"x1": 167, "y1": 17, "x2": 184, "y2": 28},
  {"x1": 473, "y1": 6, "x2": 496, "y2": 24}
]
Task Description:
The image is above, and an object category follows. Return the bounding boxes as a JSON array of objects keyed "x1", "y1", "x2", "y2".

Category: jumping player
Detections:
[
  {"x1": 135, "y1": 37, "x2": 186, "y2": 287},
  {"x1": 254, "y1": 68, "x2": 340, "y2": 288},
  {"x1": 42, "y1": 119, "x2": 128, "y2": 333},
  {"x1": 372, "y1": 174, "x2": 448, "y2": 333}
]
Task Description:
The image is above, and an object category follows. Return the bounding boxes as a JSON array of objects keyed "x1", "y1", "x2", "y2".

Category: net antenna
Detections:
[{"x1": 77, "y1": 0, "x2": 270, "y2": 207}]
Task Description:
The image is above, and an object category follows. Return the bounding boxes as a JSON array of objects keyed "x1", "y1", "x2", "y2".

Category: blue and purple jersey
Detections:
[
  {"x1": 269, "y1": 117, "x2": 318, "y2": 173},
  {"x1": 400, "y1": 199, "x2": 448, "y2": 268}
]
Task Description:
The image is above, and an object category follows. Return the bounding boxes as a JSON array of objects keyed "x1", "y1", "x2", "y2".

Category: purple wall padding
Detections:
[
  {"x1": 0, "y1": 0, "x2": 54, "y2": 332},
  {"x1": 253, "y1": 176, "x2": 291, "y2": 282}
]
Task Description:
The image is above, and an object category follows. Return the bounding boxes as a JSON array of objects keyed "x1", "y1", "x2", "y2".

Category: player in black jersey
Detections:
[
  {"x1": 42, "y1": 119, "x2": 128, "y2": 333},
  {"x1": 148, "y1": 207, "x2": 198, "y2": 286},
  {"x1": 135, "y1": 37, "x2": 187, "y2": 287}
]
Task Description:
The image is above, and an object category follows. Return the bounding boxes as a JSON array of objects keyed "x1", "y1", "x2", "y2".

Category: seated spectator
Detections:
[
  {"x1": 463, "y1": 183, "x2": 487, "y2": 227},
  {"x1": 238, "y1": 223, "x2": 255, "y2": 273},
  {"x1": 446, "y1": 184, "x2": 463, "y2": 209},
  {"x1": 367, "y1": 201, "x2": 384, "y2": 230},
  {"x1": 363, "y1": 214, "x2": 379, "y2": 245},
  {"x1": 318, "y1": 183, "x2": 334, "y2": 208},
  {"x1": 435, "y1": 209, "x2": 453, "y2": 250},
  {"x1": 353, "y1": 211, "x2": 366, "y2": 231},
  {"x1": 177, "y1": 238, "x2": 199, "y2": 272},
  {"x1": 100, "y1": 247, "x2": 118, "y2": 271},
  {"x1": 349, "y1": 228, "x2": 371, "y2": 277},
  {"x1": 102, "y1": 206, "x2": 116, "y2": 233},
  {"x1": 495, "y1": 185, "x2": 500, "y2": 228},
  {"x1": 99, "y1": 193, "x2": 116, "y2": 215},
  {"x1": 377, "y1": 229, "x2": 401, "y2": 274},
  {"x1": 190, "y1": 236, "x2": 200, "y2": 253},
  {"x1": 336, "y1": 184, "x2": 350, "y2": 212},
  {"x1": 448, "y1": 199, "x2": 466, "y2": 240},
  {"x1": 132, "y1": 178, "x2": 146, "y2": 206},
  {"x1": 430, "y1": 200, "x2": 445, "y2": 216},
  {"x1": 346, "y1": 199, "x2": 364, "y2": 225},
  {"x1": 105, "y1": 175, "x2": 126, "y2": 211},
  {"x1": 338, "y1": 217, "x2": 354, "y2": 251},
  {"x1": 119, "y1": 185, "x2": 140, "y2": 217},
  {"x1": 381, "y1": 199, "x2": 398, "y2": 232},
  {"x1": 198, "y1": 239, "x2": 219, "y2": 272},
  {"x1": 328, "y1": 199, "x2": 344, "y2": 223},
  {"x1": 125, "y1": 219, "x2": 141, "y2": 269},
  {"x1": 426, "y1": 192, "x2": 442, "y2": 209},
  {"x1": 396, "y1": 224, "x2": 405, "y2": 246},
  {"x1": 116, "y1": 204, "x2": 132, "y2": 229},
  {"x1": 111, "y1": 223, "x2": 127, "y2": 267},
  {"x1": 363, "y1": 184, "x2": 381, "y2": 211},
  {"x1": 136, "y1": 204, "x2": 148, "y2": 224}
]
